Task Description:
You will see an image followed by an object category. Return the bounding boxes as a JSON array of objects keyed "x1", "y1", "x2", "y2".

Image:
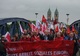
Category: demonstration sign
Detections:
[{"x1": 4, "y1": 40, "x2": 74, "y2": 56}]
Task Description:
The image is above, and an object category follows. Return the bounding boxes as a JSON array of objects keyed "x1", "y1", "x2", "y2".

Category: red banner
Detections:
[{"x1": 4, "y1": 40, "x2": 74, "y2": 56}]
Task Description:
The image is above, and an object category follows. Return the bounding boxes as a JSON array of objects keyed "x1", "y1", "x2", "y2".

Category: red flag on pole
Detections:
[
  {"x1": 72, "y1": 25, "x2": 75, "y2": 32},
  {"x1": 31, "y1": 23, "x2": 36, "y2": 32},
  {"x1": 66, "y1": 27, "x2": 71, "y2": 34},
  {"x1": 42, "y1": 15, "x2": 46, "y2": 23},
  {"x1": 55, "y1": 24, "x2": 62, "y2": 33},
  {"x1": 4, "y1": 32, "x2": 11, "y2": 42},
  {"x1": 53, "y1": 19, "x2": 58, "y2": 25},
  {"x1": 41, "y1": 23, "x2": 47, "y2": 33},
  {"x1": 55, "y1": 25, "x2": 59, "y2": 33}
]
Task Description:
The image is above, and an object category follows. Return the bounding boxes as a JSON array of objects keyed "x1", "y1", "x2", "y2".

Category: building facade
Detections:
[
  {"x1": 47, "y1": 8, "x2": 51, "y2": 22},
  {"x1": 47, "y1": 8, "x2": 59, "y2": 25},
  {"x1": 54, "y1": 8, "x2": 59, "y2": 23}
]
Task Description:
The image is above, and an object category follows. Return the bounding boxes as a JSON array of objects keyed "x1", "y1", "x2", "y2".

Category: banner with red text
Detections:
[{"x1": 4, "y1": 40, "x2": 74, "y2": 56}]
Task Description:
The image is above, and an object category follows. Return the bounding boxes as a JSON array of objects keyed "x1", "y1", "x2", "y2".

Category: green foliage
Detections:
[{"x1": 31, "y1": 21, "x2": 36, "y2": 24}]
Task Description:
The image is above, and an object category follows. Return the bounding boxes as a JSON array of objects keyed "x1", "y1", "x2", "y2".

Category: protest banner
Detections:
[{"x1": 4, "y1": 40, "x2": 74, "y2": 56}]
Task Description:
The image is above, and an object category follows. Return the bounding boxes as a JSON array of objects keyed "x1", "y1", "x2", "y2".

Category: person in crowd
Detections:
[
  {"x1": 74, "y1": 31, "x2": 79, "y2": 56},
  {"x1": 26, "y1": 34, "x2": 31, "y2": 41},
  {"x1": 68, "y1": 31, "x2": 75, "y2": 40},
  {"x1": 48, "y1": 29, "x2": 54, "y2": 40},
  {"x1": 61, "y1": 27, "x2": 69, "y2": 40},
  {"x1": 31, "y1": 31, "x2": 41, "y2": 42},
  {"x1": 20, "y1": 34, "x2": 31, "y2": 41},
  {"x1": 55, "y1": 32, "x2": 64, "y2": 41},
  {"x1": 1, "y1": 35, "x2": 7, "y2": 42},
  {"x1": 43, "y1": 30, "x2": 50, "y2": 41},
  {"x1": 73, "y1": 30, "x2": 79, "y2": 41},
  {"x1": 38, "y1": 29, "x2": 45, "y2": 40},
  {"x1": 24, "y1": 29, "x2": 28, "y2": 35},
  {"x1": 20, "y1": 29, "x2": 31, "y2": 41},
  {"x1": 0, "y1": 42, "x2": 6, "y2": 56},
  {"x1": 13, "y1": 33, "x2": 19, "y2": 41},
  {"x1": 0, "y1": 35, "x2": 6, "y2": 56},
  {"x1": 20, "y1": 33, "x2": 27, "y2": 41},
  {"x1": 68, "y1": 31, "x2": 79, "y2": 56},
  {"x1": 27, "y1": 28, "x2": 31, "y2": 35},
  {"x1": 74, "y1": 31, "x2": 80, "y2": 48}
]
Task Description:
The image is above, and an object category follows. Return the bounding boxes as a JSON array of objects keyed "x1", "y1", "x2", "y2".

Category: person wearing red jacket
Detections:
[
  {"x1": 55, "y1": 32, "x2": 64, "y2": 41},
  {"x1": 20, "y1": 29, "x2": 31, "y2": 41},
  {"x1": 20, "y1": 34, "x2": 27, "y2": 41},
  {"x1": 20, "y1": 33, "x2": 32, "y2": 41},
  {"x1": 31, "y1": 31, "x2": 41, "y2": 42}
]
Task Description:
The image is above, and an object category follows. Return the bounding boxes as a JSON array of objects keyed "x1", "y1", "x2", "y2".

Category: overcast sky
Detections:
[{"x1": 0, "y1": 0, "x2": 80, "y2": 24}]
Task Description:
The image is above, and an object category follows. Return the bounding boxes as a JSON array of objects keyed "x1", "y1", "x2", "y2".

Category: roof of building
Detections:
[
  {"x1": 47, "y1": 8, "x2": 51, "y2": 15},
  {"x1": 54, "y1": 8, "x2": 59, "y2": 15}
]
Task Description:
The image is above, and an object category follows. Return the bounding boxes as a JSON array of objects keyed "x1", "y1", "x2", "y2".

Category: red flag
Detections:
[
  {"x1": 5, "y1": 32, "x2": 11, "y2": 42},
  {"x1": 72, "y1": 25, "x2": 75, "y2": 32},
  {"x1": 67, "y1": 27, "x2": 71, "y2": 34},
  {"x1": 19, "y1": 23, "x2": 24, "y2": 33},
  {"x1": 45, "y1": 22, "x2": 48, "y2": 27},
  {"x1": 42, "y1": 15, "x2": 46, "y2": 23},
  {"x1": 41, "y1": 23, "x2": 47, "y2": 32},
  {"x1": 31, "y1": 23, "x2": 37, "y2": 32},
  {"x1": 34, "y1": 27, "x2": 39, "y2": 33},
  {"x1": 55, "y1": 25, "x2": 59, "y2": 33},
  {"x1": 55, "y1": 24, "x2": 62, "y2": 33},
  {"x1": 53, "y1": 19, "x2": 58, "y2": 25},
  {"x1": 31, "y1": 23, "x2": 35, "y2": 32}
]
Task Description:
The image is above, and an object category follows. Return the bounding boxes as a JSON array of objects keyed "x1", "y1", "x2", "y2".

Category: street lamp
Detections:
[
  {"x1": 35, "y1": 13, "x2": 38, "y2": 18},
  {"x1": 66, "y1": 14, "x2": 69, "y2": 25}
]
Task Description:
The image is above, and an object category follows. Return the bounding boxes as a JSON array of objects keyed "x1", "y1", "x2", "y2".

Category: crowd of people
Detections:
[
  {"x1": 11, "y1": 28, "x2": 79, "y2": 42},
  {"x1": 1, "y1": 24, "x2": 80, "y2": 56},
  {"x1": 12, "y1": 26, "x2": 80, "y2": 56}
]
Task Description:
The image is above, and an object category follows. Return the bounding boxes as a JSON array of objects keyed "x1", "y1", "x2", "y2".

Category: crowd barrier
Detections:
[{"x1": 4, "y1": 40, "x2": 74, "y2": 56}]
